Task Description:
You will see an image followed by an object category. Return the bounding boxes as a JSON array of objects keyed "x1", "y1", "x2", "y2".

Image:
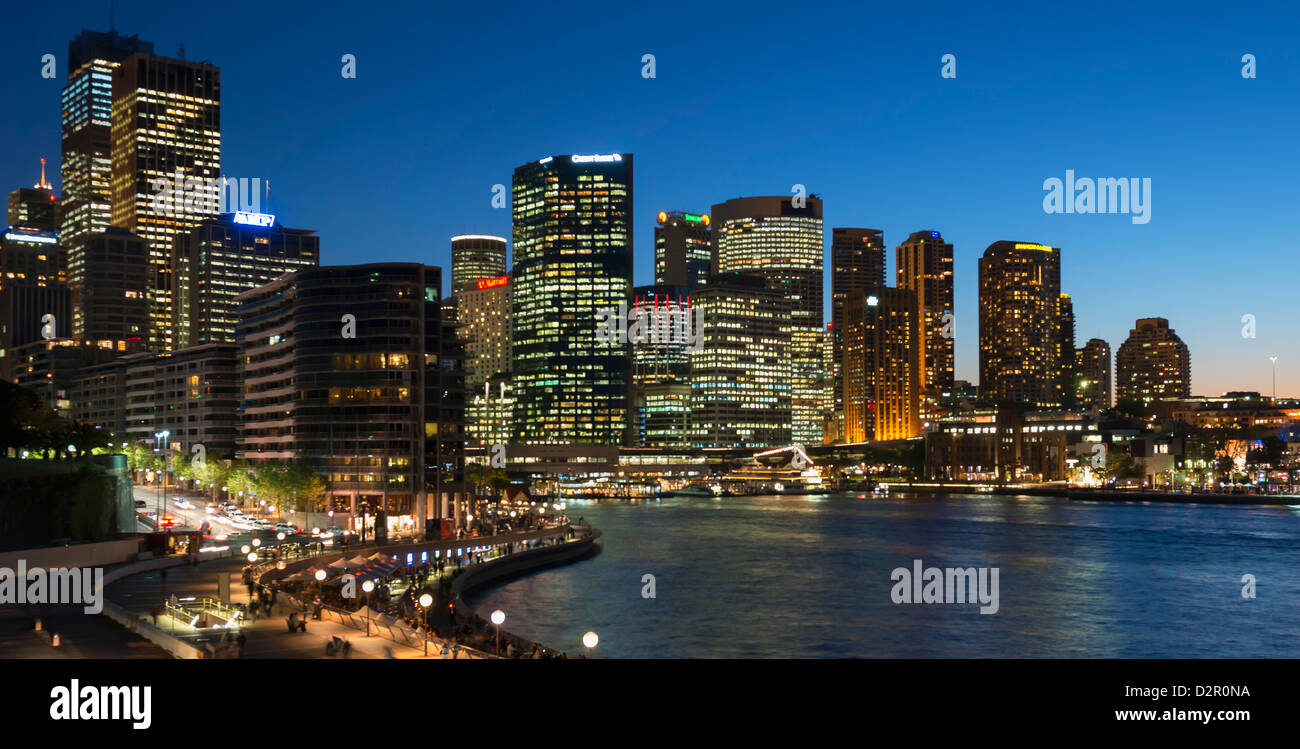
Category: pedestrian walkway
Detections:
[{"x1": 105, "y1": 546, "x2": 488, "y2": 658}]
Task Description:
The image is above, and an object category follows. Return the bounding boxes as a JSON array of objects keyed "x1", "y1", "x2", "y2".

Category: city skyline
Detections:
[{"x1": 2, "y1": 1, "x2": 1298, "y2": 397}]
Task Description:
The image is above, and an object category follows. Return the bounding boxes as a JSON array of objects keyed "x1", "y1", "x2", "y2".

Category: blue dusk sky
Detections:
[{"x1": 2, "y1": 0, "x2": 1297, "y2": 396}]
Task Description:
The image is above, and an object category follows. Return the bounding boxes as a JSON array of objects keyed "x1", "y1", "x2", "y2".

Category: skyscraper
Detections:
[
  {"x1": 843, "y1": 288, "x2": 921, "y2": 442},
  {"x1": 68, "y1": 227, "x2": 150, "y2": 343},
  {"x1": 457, "y1": 273, "x2": 512, "y2": 389},
  {"x1": 687, "y1": 274, "x2": 791, "y2": 448},
  {"x1": 1074, "y1": 338, "x2": 1112, "y2": 411},
  {"x1": 1056, "y1": 293, "x2": 1076, "y2": 406},
  {"x1": 896, "y1": 230, "x2": 955, "y2": 411},
  {"x1": 978, "y1": 241, "x2": 1063, "y2": 408},
  {"x1": 8, "y1": 159, "x2": 59, "y2": 233},
  {"x1": 171, "y1": 212, "x2": 319, "y2": 348},
  {"x1": 1116, "y1": 318, "x2": 1191, "y2": 404},
  {"x1": 630, "y1": 284, "x2": 692, "y2": 447},
  {"x1": 712, "y1": 195, "x2": 823, "y2": 445},
  {"x1": 60, "y1": 29, "x2": 154, "y2": 259},
  {"x1": 110, "y1": 50, "x2": 221, "y2": 352},
  {"x1": 450, "y1": 235, "x2": 507, "y2": 293},
  {"x1": 654, "y1": 211, "x2": 711, "y2": 289},
  {"x1": 829, "y1": 228, "x2": 885, "y2": 442},
  {"x1": 0, "y1": 227, "x2": 69, "y2": 381},
  {"x1": 511, "y1": 154, "x2": 632, "y2": 446}
]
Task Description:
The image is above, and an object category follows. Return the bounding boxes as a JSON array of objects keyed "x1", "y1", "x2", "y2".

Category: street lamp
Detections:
[
  {"x1": 582, "y1": 631, "x2": 599, "y2": 658},
  {"x1": 491, "y1": 609, "x2": 505, "y2": 656},
  {"x1": 418, "y1": 593, "x2": 434, "y2": 655},
  {"x1": 1270, "y1": 356, "x2": 1278, "y2": 403},
  {"x1": 362, "y1": 579, "x2": 375, "y2": 636}
]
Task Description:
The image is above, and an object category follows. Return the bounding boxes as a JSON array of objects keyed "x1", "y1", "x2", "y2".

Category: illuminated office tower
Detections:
[
  {"x1": 1116, "y1": 318, "x2": 1191, "y2": 404},
  {"x1": 829, "y1": 228, "x2": 885, "y2": 441},
  {"x1": 842, "y1": 288, "x2": 921, "y2": 442},
  {"x1": 0, "y1": 227, "x2": 69, "y2": 380},
  {"x1": 630, "y1": 284, "x2": 692, "y2": 446},
  {"x1": 450, "y1": 235, "x2": 507, "y2": 293},
  {"x1": 457, "y1": 273, "x2": 512, "y2": 389},
  {"x1": 511, "y1": 154, "x2": 632, "y2": 446},
  {"x1": 1056, "y1": 293, "x2": 1075, "y2": 406},
  {"x1": 978, "y1": 241, "x2": 1063, "y2": 408},
  {"x1": 654, "y1": 211, "x2": 712, "y2": 289},
  {"x1": 60, "y1": 29, "x2": 154, "y2": 261},
  {"x1": 8, "y1": 159, "x2": 59, "y2": 233},
  {"x1": 687, "y1": 274, "x2": 792, "y2": 448},
  {"x1": 1074, "y1": 338, "x2": 1112, "y2": 411},
  {"x1": 68, "y1": 227, "x2": 150, "y2": 343},
  {"x1": 712, "y1": 195, "x2": 823, "y2": 445},
  {"x1": 896, "y1": 230, "x2": 954, "y2": 420},
  {"x1": 171, "y1": 212, "x2": 319, "y2": 348},
  {"x1": 467, "y1": 375, "x2": 513, "y2": 448},
  {"x1": 110, "y1": 50, "x2": 221, "y2": 352}
]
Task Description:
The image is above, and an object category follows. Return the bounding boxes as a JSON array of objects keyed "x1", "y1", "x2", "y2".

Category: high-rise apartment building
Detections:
[
  {"x1": 843, "y1": 288, "x2": 921, "y2": 442},
  {"x1": 1074, "y1": 338, "x2": 1112, "y2": 411},
  {"x1": 828, "y1": 228, "x2": 885, "y2": 442},
  {"x1": 1116, "y1": 318, "x2": 1191, "y2": 404},
  {"x1": 896, "y1": 230, "x2": 955, "y2": 415},
  {"x1": 235, "y1": 263, "x2": 465, "y2": 535},
  {"x1": 450, "y1": 235, "x2": 507, "y2": 293},
  {"x1": 654, "y1": 211, "x2": 711, "y2": 289},
  {"x1": 1057, "y1": 293, "x2": 1075, "y2": 405},
  {"x1": 171, "y1": 212, "x2": 319, "y2": 348},
  {"x1": 712, "y1": 195, "x2": 823, "y2": 445},
  {"x1": 978, "y1": 241, "x2": 1063, "y2": 408},
  {"x1": 511, "y1": 154, "x2": 632, "y2": 446},
  {"x1": 110, "y1": 50, "x2": 221, "y2": 351}
]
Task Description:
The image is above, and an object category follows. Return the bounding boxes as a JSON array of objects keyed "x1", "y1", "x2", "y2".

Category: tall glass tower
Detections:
[
  {"x1": 711, "y1": 195, "x2": 823, "y2": 446},
  {"x1": 510, "y1": 154, "x2": 633, "y2": 445}
]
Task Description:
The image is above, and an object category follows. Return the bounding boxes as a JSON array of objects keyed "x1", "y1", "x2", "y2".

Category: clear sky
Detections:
[{"x1": 3, "y1": 0, "x2": 1298, "y2": 397}]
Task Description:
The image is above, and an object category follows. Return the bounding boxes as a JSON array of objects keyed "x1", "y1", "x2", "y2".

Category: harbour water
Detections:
[{"x1": 468, "y1": 493, "x2": 1300, "y2": 658}]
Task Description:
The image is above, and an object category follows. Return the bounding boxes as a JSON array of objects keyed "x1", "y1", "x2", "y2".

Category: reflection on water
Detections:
[{"x1": 468, "y1": 494, "x2": 1300, "y2": 658}]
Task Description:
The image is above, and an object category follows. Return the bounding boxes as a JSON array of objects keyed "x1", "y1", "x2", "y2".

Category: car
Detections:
[
  {"x1": 173, "y1": 497, "x2": 193, "y2": 509},
  {"x1": 274, "y1": 523, "x2": 299, "y2": 535},
  {"x1": 159, "y1": 515, "x2": 177, "y2": 528},
  {"x1": 134, "y1": 499, "x2": 148, "y2": 509}
]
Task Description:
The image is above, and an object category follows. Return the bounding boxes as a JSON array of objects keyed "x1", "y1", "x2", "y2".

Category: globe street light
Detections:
[
  {"x1": 582, "y1": 631, "x2": 599, "y2": 658},
  {"x1": 491, "y1": 609, "x2": 505, "y2": 656},
  {"x1": 418, "y1": 593, "x2": 434, "y2": 655},
  {"x1": 362, "y1": 579, "x2": 376, "y2": 635}
]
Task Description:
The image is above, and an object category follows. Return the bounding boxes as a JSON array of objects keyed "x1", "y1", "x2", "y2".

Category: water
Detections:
[{"x1": 468, "y1": 493, "x2": 1300, "y2": 657}]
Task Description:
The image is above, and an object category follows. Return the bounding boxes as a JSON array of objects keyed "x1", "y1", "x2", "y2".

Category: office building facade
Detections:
[
  {"x1": 843, "y1": 288, "x2": 921, "y2": 442},
  {"x1": 712, "y1": 195, "x2": 823, "y2": 445},
  {"x1": 171, "y1": 212, "x2": 319, "y2": 348},
  {"x1": 896, "y1": 230, "x2": 955, "y2": 416},
  {"x1": 450, "y1": 235, "x2": 507, "y2": 293},
  {"x1": 511, "y1": 154, "x2": 632, "y2": 446},
  {"x1": 110, "y1": 50, "x2": 221, "y2": 351},
  {"x1": 654, "y1": 211, "x2": 711, "y2": 289}
]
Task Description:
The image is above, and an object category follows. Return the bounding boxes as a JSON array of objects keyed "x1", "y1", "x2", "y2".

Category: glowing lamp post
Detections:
[
  {"x1": 491, "y1": 609, "x2": 505, "y2": 656},
  {"x1": 362, "y1": 579, "x2": 375, "y2": 636},
  {"x1": 582, "y1": 631, "x2": 599, "y2": 658},
  {"x1": 418, "y1": 593, "x2": 434, "y2": 655}
]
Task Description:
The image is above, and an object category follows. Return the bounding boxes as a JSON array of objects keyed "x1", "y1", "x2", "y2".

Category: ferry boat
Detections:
[
  {"x1": 720, "y1": 461, "x2": 830, "y2": 496},
  {"x1": 666, "y1": 484, "x2": 722, "y2": 498}
]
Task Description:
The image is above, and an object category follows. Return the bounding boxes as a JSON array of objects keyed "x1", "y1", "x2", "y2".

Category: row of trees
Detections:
[
  {"x1": 123, "y1": 442, "x2": 327, "y2": 512},
  {"x1": 0, "y1": 381, "x2": 112, "y2": 459}
]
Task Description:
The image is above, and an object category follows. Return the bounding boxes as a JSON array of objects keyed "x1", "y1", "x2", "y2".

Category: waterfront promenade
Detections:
[{"x1": 85, "y1": 523, "x2": 599, "y2": 659}]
